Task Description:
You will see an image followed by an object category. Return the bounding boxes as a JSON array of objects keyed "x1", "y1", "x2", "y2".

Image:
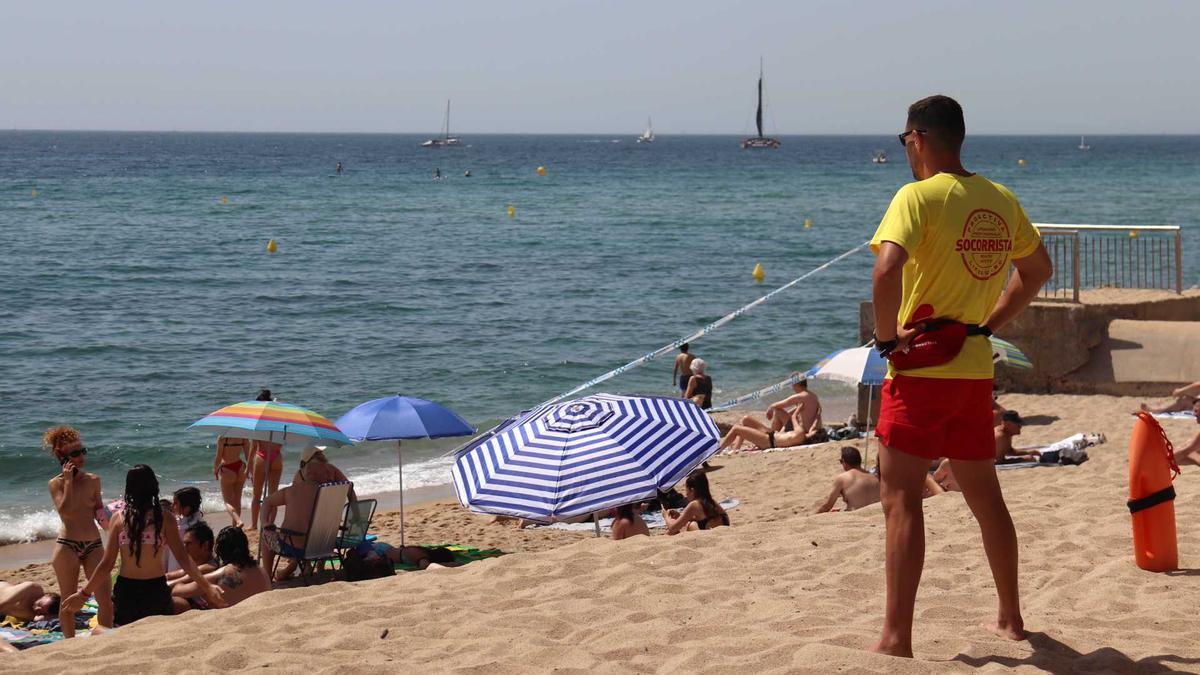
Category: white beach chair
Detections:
[{"x1": 271, "y1": 481, "x2": 351, "y2": 585}]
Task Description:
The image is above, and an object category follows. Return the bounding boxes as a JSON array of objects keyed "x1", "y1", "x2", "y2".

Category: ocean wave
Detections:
[{"x1": 0, "y1": 509, "x2": 61, "y2": 545}]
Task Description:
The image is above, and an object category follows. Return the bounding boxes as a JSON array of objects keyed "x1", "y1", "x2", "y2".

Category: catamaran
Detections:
[
  {"x1": 637, "y1": 118, "x2": 655, "y2": 143},
  {"x1": 740, "y1": 59, "x2": 780, "y2": 149},
  {"x1": 421, "y1": 100, "x2": 462, "y2": 147}
]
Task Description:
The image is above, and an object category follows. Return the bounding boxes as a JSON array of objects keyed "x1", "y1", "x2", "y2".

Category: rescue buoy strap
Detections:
[{"x1": 1127, "y1": 485, "x2": 1176, "y2": 514}]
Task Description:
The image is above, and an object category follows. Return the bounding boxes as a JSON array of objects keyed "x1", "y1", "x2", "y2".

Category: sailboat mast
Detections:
[
  {"x1": 755, "y1": 59, "x2": 764, "y2": 138},
  {"x1": 444, "y1": 100, "x2": 451, "y2": 141}
]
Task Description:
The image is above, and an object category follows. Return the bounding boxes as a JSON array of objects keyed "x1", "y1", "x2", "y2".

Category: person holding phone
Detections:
[{"x1": 44, "y1": 425, "x2": 113, "y2": 637}]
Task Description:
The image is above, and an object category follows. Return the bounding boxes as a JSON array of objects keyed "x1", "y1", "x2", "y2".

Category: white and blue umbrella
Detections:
[
  {"x1": 452, "y1": 393, "x2": 720, "y2": 523},
  {"x1": 805, "y1": 346, "x2": 887, "y2": 386}
]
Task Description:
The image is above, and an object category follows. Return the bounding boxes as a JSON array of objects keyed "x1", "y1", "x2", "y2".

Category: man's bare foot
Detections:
[
  {"x1": 985, "y1": 619, "x2": 1027, "y2": 641},
  {"x1": 869, "y1": 635, "x2": 913, "y2": 658}
]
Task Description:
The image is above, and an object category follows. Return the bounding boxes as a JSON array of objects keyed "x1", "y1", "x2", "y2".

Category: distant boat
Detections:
[
  {"x1": 872, "y1": 150, "x2": 888, "y2": 164},
  {"x1": 421, "y1": 100, "x2": 462, "y2": 148},
  {"x1": 637, "y1": 117, "x2": 655, "y2": 144},
  {"x1": 1078, "y1": 135, "x2": 1091, "y2": 150},
  {"x1": 740, "y1": 59, "x2": 780, "y2": 149}
]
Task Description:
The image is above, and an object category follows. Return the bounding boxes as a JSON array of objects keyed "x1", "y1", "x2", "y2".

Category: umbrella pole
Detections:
[
  {"x1": 398, "y1": 441, "x2": 406, "y2": 547},
  {"x1": 865, "y1": 385, "x2": 874, "y2": 466},
  {"x1": 593, "y1": 511, "x2": 601, "y2": 538}
]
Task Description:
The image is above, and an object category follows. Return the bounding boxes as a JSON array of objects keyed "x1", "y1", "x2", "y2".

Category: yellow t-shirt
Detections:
[{"x1": 870, "y1": 173, "x2": 1041, "y2": 379}]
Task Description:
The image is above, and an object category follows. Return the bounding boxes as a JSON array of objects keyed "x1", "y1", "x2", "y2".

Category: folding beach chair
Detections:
[
  {"x1": 335, "y1": 498, "x2": 378, "y2": 560},
  {"x1": 269, "y1": 481, "x2": 351, "y2": 585}
]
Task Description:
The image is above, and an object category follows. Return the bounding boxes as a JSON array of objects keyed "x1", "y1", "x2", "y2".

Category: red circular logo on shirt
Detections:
[{"x1": 956, "y1": 209, "x2": 1012, "y2": 280}]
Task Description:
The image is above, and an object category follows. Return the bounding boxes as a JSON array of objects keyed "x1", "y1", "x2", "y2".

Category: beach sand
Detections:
[{"x1": 5, "y1": 393, "x2": 1200, "y2": 672}]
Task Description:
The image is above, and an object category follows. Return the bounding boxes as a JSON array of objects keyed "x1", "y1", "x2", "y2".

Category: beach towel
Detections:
[
  {"x1": 532, "y1": 497, "x2": 741, "y2": 533},
  {"x1": 327, "y1": 544, "x2": 506, "y2": 574},
  {"x1": 1008, "y1": 432, "x2": 1105, "y2": 466},
  {"x1": 1147, "y1": 411, "x2": 1196, "y2": 420}
]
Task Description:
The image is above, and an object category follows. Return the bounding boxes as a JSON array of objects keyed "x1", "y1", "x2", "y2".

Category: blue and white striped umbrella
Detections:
[
  {"x1": 805, "y1": 346, "x2": 887, "y2": 386},
  {"x1": 452, "y1": 393, "x2": 720, "y2": 522}
]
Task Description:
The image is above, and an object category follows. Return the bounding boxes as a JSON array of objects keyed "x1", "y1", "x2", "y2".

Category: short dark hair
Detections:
[
  {"x1": 907, "y1": 95, "x2": 965, "y2": 149},
  {"x1": 186, "y1": 521, "x2": 214, "y2": 548},
  {"x1": 43, "y1": 593, "x2": 61, "y2": 617},
  {"x1": 679, "y1": 343, "x2": 689, "y2": 353},
  {"x1": 1001, "y1": 410, "x2": 1023, "y2": 426},
  {"x1": 425, "y1": 546, "x2": 455, "y2": 564},
  {"x1": 840, "y1": 446, "x2": 863, "y2": 468},
  {"x1": 256, "y1": 388, "x2": 273, "y2": 401}
]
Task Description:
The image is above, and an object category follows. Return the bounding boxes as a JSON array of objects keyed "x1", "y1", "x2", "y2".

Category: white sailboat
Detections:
[
  {"x1": 637, "y1": 117, "x2": 655, "y2": 143},
  {"x1": 740, "y1": 59, "x2": 780, "y2": 149},
  {"x1": 421, "y1": 100, "x2": 462, "y2": 147},
  {"x1": 1078, "y1": 135, "x2": 1090, "y2": 150},
  {"x1": 872, "y1": 150, "x2": 888, "y2": 163}
]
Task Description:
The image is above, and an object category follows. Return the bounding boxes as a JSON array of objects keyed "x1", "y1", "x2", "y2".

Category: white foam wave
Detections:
[
  {"x1": 0, "y1": 509, "x2": 62, "y2": 545},
  {"x1": 345, "y1": 455, "x2": 456, "y2": 496}
]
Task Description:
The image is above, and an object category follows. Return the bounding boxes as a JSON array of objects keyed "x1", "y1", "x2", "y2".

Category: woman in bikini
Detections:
[
  {"x1": 62, "y1": 464, "x2": 224, "y2": 626},
  {"x1": 662, "y1": 471, "x2": 729, "y2": 535},
  {"x1": 213, "y1": 437, "x2": 250, "y2": 528},
  {"x1": 44, "y1": 426, "x2": 112, "y2": 637},
  {"x1": 249, "y1": 388, "x2": 283, "y2": 530}
]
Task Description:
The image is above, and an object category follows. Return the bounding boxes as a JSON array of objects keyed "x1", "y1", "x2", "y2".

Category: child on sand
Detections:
[
  {"x1": 62, "y1": 464, "x2": 224, "y2": 626},
  {"x1": 44, "y1": 426, "x2": 112, "y2": 637}
]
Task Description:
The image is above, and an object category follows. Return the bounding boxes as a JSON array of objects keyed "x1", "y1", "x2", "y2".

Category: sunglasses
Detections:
[
  {"x1": 62, "y1": 447, "x2": 88, "y2": 460},
  {"x1": 897, "y1": 128, "x2": 927, "y2": 147}
]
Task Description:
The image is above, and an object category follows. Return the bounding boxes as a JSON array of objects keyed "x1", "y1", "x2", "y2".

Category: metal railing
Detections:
[{"x1": 1035, "y1": 224, "x2": 1183, "y2": 302}]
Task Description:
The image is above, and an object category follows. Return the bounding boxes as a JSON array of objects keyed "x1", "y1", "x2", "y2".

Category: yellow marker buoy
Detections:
[
  {"x1": 536, "y1": 166, "x2": 546, "y2": 176},
  {"x1": 1017, "y1": 159, "x2": 1026, "y2": 167},
  {"x1": 266, "y1": 239, "x2": 277, "y2": 253},
  {"x1": 31, "y1": 189, "x2": 38, "y2": 198},
  {"x1": 1129, "y1": 230, "x2": 1138, "y2": 238},
  {"x1": 804, "y1": 218, "x2": 813, "y2": 229},
  {"x1": 752, "y1": 262, "x2": 764, "y2": 283},
  {"x1": 221, "y1": 196, "x2": 230, "y2": 205},
  {"x1": 507, "y1": 205, "x2": 516, "y2": 218}
]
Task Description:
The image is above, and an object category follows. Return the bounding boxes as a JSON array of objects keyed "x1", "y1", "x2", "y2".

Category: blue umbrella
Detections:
[
  {"x1": 452, "y1": 393, "x2": 720, "y2": 524},
  {"x1": 805, "y1": 346, "x2": 887, "y2": 462},
  {"x1": 336, "y1": 395, "x2": 475, "y2": 544}
]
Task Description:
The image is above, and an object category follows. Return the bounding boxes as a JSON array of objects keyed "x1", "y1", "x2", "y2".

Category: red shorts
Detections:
[{"x1": 875, "y1": 375, "x2": 994, "y2": 461}]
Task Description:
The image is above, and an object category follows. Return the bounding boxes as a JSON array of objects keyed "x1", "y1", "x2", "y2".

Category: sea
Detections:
[{"x1": 2, "y1": 131, "x2": 1197, "y2": 544}]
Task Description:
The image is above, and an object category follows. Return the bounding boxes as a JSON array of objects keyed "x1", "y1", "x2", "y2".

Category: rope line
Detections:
[{"x1": 709, "y1": 372, "x2": 805, "y2": 412}]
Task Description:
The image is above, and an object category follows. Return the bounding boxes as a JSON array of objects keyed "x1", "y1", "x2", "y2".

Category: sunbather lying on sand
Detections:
[
  {"x1": 1172, "y1": 400, "x2": 1200, "y2": 468},
  {"x1": 0, "y1": 581, "x2": 59, "y2": 623},
  {"x1": 994, "y1": 411, "x2": 1041, "y2": 463},
  {"x1": 1141, "y1": 381, "x2": 1200, "y2": 415},
  {"x1": 720, "y1": 410, "x2": 826, "y2": 452},
  {"x1": 359, "y1": 542, "x2": 463, "y2": 570}
]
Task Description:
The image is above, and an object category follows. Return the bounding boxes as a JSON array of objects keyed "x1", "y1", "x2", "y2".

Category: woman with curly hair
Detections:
[
  {"x1": 44, "y1": 425, "x2": 112, "y2": 637},
  {"x1": 62, "y1": 464, "x2": 224, "y2": 626}
]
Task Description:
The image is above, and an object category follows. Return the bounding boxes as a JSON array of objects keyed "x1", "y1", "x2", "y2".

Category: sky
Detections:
[{"x1": 1, "y1": 0, "x2": 1197, "y2": 135}]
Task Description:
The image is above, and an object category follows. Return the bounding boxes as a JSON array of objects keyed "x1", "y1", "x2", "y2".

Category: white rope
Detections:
[
  {"x1": 709, "y1": 372, "x2": 805, "y2": 412},
  {"x1": 446, "y1": 241, "x2": 869, "y2": 458},
  {"x1": 541, "y1": 241, "x2": 869, "y2": 406}
]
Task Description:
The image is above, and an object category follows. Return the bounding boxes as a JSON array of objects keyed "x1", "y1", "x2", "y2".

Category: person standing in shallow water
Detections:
[
  {"x1": 672, "y1": 343, "x2": 696, "y2": 394},
  {"x1": 44, "y1": 426, "x2": 113, "y2": 636},
  {"x1": 869, "y1": 95, "x2": 1052, "y2": 658},
  {"x1": 683, "y1": 358, "x2": 713, "y2": 409}
]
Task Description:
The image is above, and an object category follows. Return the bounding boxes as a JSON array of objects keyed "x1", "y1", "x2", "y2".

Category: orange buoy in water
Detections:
[{"x1": 1128, "y1": 411, "x2": 1180, "y2": 572}]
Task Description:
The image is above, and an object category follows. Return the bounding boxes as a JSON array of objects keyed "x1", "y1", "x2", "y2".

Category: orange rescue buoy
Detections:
[{"x1": 1128, "y1": 411, "x2": 1180, "y2": 572}]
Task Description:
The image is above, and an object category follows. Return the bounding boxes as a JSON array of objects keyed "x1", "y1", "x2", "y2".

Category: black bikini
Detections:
[
  {"x1": 695, "y1": 512, "x2": 730, "y2": 530},
  {"x1": 692, "y1": 375, "x2": 713, "y2": 409}
]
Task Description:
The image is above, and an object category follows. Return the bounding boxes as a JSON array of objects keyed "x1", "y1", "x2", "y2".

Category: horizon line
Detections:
[{"x1": 2, "y1": 128, "x2": 1197, "y2": 137}]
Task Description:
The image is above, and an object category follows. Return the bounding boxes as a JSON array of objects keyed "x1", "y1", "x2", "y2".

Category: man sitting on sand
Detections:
[
  {"x1": 740, "y1": 375, "x2": 824, "y2": 435},
  {"x1": 1141, "y1": 380, "x2": 1200, "y2": 415},
  {"x1": 166, "y1": 522, "x2": 218, "y2": 588},
  {"x1": 814, "y1": 447, "x2": 881, "y2": 512},
  {"x1": 1172, "y1": 399, "x2": 1200, "y2": 468},
  {"x1": 0, "y1": 581, "x2": 59, "y2": 623},
  {"x1": 261, "y1": 446, "x2": 355, "y2": 581},
  {"x1": 173, "y1": 526, "x2": 270, "y2": 613}
]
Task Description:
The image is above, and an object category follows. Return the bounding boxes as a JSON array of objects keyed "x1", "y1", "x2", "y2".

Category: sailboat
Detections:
[
  {"x1": 1078, "y1": 135, "x2": 1091, "y2": 150},
  {"x1": 637, "y1": 117, "x2": 655, "y2": 143},
  {"x1": 740, "y1": 59, "x2": 780, "y2": 149},
  {"x1": 872, "y1": 150, "x2": 889, "y2": 163},
  {"x1": 421, "y1": 100, "x2": 462, "y2": 147}
]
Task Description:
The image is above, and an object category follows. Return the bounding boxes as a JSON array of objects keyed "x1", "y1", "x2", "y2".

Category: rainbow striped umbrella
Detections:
[
  {"x1": 990, "y1": 336, "x2": 1033, "y2": 370},
  {"x1": 189, "y1": 400, "x2": 352, "y2": 447}
]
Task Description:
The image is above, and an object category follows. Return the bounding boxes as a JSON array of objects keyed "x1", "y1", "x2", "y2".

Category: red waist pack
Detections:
[{"x1": 887, "y1": 319, "x2": 986, "y2": 371}]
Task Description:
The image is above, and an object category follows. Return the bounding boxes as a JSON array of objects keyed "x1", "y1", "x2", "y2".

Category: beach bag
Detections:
[{"x1": 887, "y1": 319, "x2": 984, "y2": 371}]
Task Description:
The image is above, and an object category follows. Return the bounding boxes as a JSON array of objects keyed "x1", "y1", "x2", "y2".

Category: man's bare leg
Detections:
[
  {"x1": 871, "y1": 443, "x2": 932, "y2": 658},
  {"x1": 947, "y1": 458, "x2": 1026, "y2": 641},
  {"x1": 1139, "y1": 397, "x2": 1192, "y2": 414},
  {"x1": 739, "y1": 415, "x2": 771, "y2": 433}
]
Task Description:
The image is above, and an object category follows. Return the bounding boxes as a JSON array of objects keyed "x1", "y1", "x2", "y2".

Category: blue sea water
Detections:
[{"x1": 1, "y1": 131, "x2": 1197, "y2": 543}]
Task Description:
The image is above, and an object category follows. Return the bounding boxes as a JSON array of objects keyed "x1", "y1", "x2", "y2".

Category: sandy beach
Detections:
[{"x1": 3, "y1": 392, "x2": 1199, "y2": 672}]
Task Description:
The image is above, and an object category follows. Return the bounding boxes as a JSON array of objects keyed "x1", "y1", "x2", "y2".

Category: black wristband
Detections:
[{"x1": 873, "y1": 335, "x2": 898, "y2": 357}]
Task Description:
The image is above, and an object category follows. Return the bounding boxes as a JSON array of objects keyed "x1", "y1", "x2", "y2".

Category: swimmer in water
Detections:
[
  {"x1": 433, "y1": 167, "x2": 442, "y2": 179},
  {"x1": 335, "y1": 161, "x2": 343, "y2": 174}
]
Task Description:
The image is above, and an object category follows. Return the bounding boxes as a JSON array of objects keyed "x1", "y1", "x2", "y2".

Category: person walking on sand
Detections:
[
  {"x1": 44, "y1": 426, "x2": 113, "y2": 637},
  {"x1": 673, "y1": 343, "x2": 696, "y2": 394},
  {"x1": 869, "y1": 95, "x2": 1051, "y2": 658},
  {"x1": 213, "y1": 436, "x2": 250, "y2": 528},
  {"x1": 249, "y1": 388, "x2": 283, "y2": 531},
  {"x1": 814, "y1": 447, "x2": 881, "y2": 512}
]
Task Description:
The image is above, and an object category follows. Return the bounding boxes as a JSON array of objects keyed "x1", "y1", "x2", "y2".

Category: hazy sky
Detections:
[{"x1": 2, "y1": 1, "x2": 1196, "y2": 134}]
